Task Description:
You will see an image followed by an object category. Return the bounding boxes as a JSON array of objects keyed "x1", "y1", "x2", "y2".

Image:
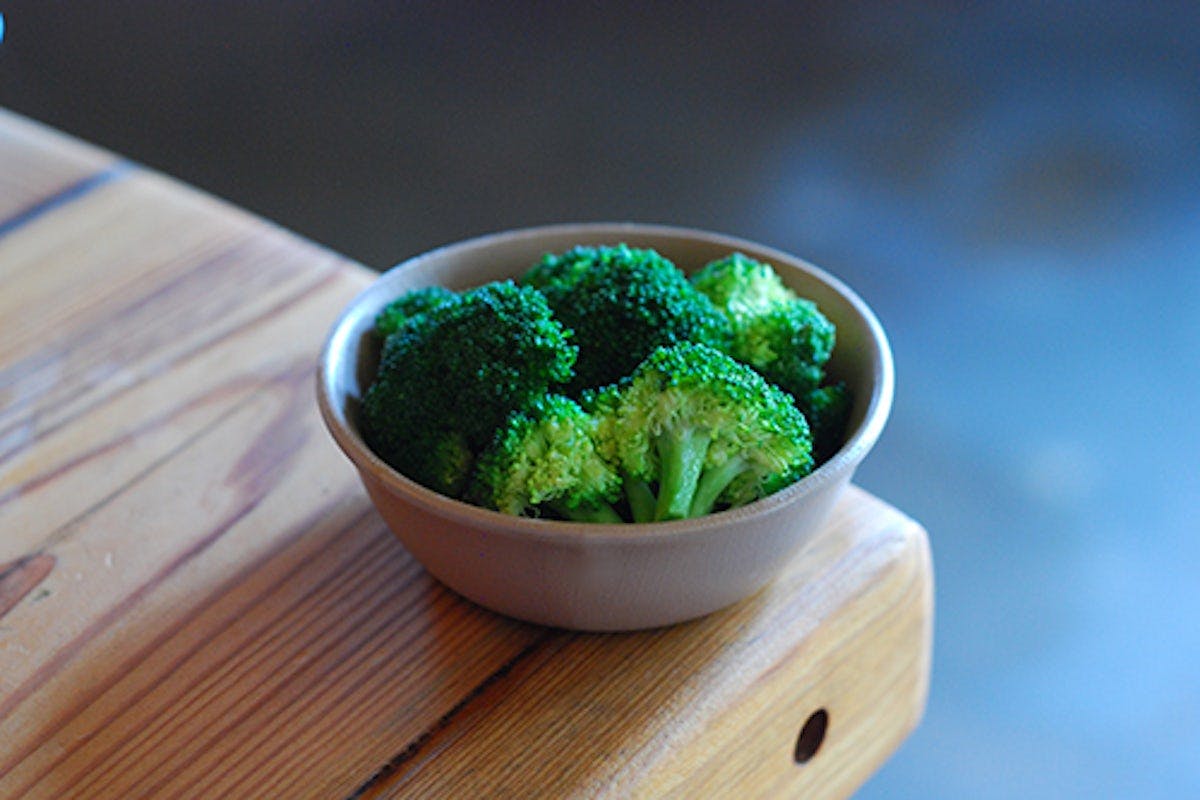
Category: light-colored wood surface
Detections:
[{"x1": 0, "y1": 108, "x2": 932, "y2": 799}]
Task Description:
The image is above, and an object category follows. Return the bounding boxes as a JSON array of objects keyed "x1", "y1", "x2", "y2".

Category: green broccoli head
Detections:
[
  {"x1": 692, "y1": 252, "x2": 851, "y2": 459},
  {"x1": 467, "y1": 394, "x2": 624, "y2": 523},
  {"x1": 522, "y1": 244, "x2": 730, "y2": 395},
  {"x1": 361, "y1": 281, "x2": 577, "y2": 495},
  {"x1": 796, "y1": 381, "x2": 853, "y2": 465},
  {"x1": 374, "y1": 285, "x2": 458, "y2": 338},
  {"x1": 396, "y1": 427, "x2": 475, "y2": 499},
  {"x1": 578, "y1": 382, "x2": 623, "y2": 464},
  {"x1": 693, "y1": 253, "x2": 835, "y2": 394},
  {"x1": 732, "y1": 299, "x2": 836, "y2": 396},
  {"x1": 690, "y1": 252, "x2": 796, "y2": 316},
  {"x1": 600, "y1": 341, "x2": 814, "y2": 521}
]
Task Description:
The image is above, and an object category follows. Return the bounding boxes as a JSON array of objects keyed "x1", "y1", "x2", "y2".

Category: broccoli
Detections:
[
  {"x1": 415, "y1": 428, "x2": 476, "y2": 499},
  {"x1": 732, "y1": 301, "x2": 835, "y2": 395},
  {"x1": 374, "y1": 285, "x2": 457, "y2": 338},
  {"x1": 521, "y1": 244, "x2": 730, "y2": 395},
  {"x1": 689, "y1": 251, "x2": 796, "y2": 315},
  {"x1": 692, "y1": 252, "x2": 835, "y2": 396},
  {"x1": 467, "y1": 394, "x2": 624, "y2": 523},
  {"x1": 359, "y1": 245, "x2": 845, "y2": 520},
  {"x1": 692, "y1": 253, "x2": 851, "y2": 461},
  {"x1": 580, "y1": 382, "x2": 658, "y2": 523},
  {"x1": 797, "y1": 381, "x2": 853, "y2": 464},
  {"x1": 596, "y1": 341, "x2": 814, "y2": 521},
  {"x1": 361, "y1": 281, "x2": 577, "y2": 495}
]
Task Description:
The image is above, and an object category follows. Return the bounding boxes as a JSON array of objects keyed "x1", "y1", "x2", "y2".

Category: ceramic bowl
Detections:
[{"x1": 317, "y1": 223, "x2": 893, "y2": 631}]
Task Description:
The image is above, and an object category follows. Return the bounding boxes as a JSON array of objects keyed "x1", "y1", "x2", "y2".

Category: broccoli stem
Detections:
[
  {"x1": 688, "y1": 455, "x2": 750, "y2": 518},
  {"x1": 654, "y1": 427, "x2": 711, "y2": 521},
  {"x1": 548, "y1": 500, "x2": 625, "y2": 524},
  {"x1": 624, "y1": 477, "x2": 658, "y2": 523}
]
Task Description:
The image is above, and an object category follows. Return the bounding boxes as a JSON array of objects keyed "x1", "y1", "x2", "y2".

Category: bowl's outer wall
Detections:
[
  {"x1": 358, "y1": 464, "x2": 853, "y2": 630},
  {"x1": 319, "y1": 223, "x2": 893, "y2": 630}
]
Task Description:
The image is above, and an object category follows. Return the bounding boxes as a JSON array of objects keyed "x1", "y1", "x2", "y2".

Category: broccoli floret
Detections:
[
  {"x1": 596, "y1": 341, "x2": 814, "y2": 521},
  {"x1": 733, "y1": 300, "x2": 835, "y2": 396},
  {"x1": 690, "y1": 252, "x2": 796, "y2": 316},
  {"x1": 522, "y1": 244, "x2": 730, "y2": 395},
  {"x1": 374, "y1": 285, "x2": 458, "y2": 338},
  {"x1": 412, "y1": 428, "x2": 476, "y2": 499},
  {"x1": 467, "y1": 394, "x2": 624, "y2": 523},
  {"x1": 692, "y1": 253, "x2": 836, "y2": 397},
  {"x1": 580, "y1": 383, "x2": 657, "y2": 524},
  {"x1": 796, "y1": 381, "x2": 853, "y2": 464},
  {"x1": 361, "y1": 281, "x2": 577, "y2": 495},
  {"x1": 693, "y1": 253, "x2": 852, "y2": 461}
]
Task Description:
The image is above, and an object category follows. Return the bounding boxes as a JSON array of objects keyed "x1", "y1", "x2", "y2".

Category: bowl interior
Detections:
[{"x1": 318, "y1": 223, "x2": 893, "y2": 534}]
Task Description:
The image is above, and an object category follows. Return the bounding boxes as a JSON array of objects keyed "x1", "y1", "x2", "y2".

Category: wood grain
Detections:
[
  {"x1": 0, "y1": 109, "x2": 118, "y2": 230},
  {"x1": 364, "y1": 487, "x2": 931, "y2": 800},
  {"x1": 0, "y1": 553, "x2": 56, "y2": 620},
  {"x1": 0, "y1": 109, "x2": 932, "y2": 799}
]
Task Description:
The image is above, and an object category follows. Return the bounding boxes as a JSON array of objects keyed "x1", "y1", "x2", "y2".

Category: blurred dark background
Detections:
[{"x1": 3, "y1": 2, "x2": 1198, "y2": 796}]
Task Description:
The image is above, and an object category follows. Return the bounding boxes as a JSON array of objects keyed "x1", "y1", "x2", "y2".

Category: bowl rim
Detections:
[{"x1": 317, "y1": 222, "x2": 894, "y2": 545}]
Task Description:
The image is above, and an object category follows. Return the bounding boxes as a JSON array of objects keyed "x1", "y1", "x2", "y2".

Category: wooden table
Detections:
[{"x1": 0, "y1": 108, "x2": 932, "y2": 799}]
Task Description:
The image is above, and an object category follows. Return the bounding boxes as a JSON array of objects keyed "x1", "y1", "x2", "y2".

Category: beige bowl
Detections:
[{"x1": 317, "y1": 223, "x2": 893, "y2": 631}]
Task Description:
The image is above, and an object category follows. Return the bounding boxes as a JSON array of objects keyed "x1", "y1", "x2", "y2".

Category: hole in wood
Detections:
[{"x1": 793, "y1": 708, "x2": 828, "y2": 764}]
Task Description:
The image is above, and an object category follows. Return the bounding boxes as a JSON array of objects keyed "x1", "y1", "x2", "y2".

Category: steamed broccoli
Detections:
[
  {"x1": 522, "y1": 244, "x2": 730, "y2": 394},
  {"x1": 796, "y1": 381, "x2": 853, "y2": 464},
  {"x1": 733, "y1": 301, "x2": 835, "y2": 394},
  {"x1": 692, "y1": 253, "x2": 835, "y2": 396},
  {"x1": 580, "y1": 382, "x2": 657, "y2": 523},
  {"x1": 692, "y1": 252, "x2": 850, "y2": 460},
  {"x1": 359, "y1": 244, "x2": 848, "y2": 522},
  {"x1": 596, "y1": 341, "x2": 814, "y2": 521},
  {"x1": 415, "y1": 429, "x2": 476, "y2": 499},
  {"x1": 374, "y1": 285, "x2": 457, "y2": 338},
  {"x1": 467, "y1": 394, "x2": 624, "y2": 523},
  {"x1": 689, "y1": 251, "x2": 796, "y2": 314},
  {"x1": 361, "y1": 281, "x2": 577, "y2": 495}
]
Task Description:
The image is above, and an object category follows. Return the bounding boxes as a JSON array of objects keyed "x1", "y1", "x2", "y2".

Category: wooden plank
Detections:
[
  {"x1": 0, "y1": 114, "x2": 547, "y2": 798},
  {"x1": 0, "y1": 172, "x2": 363, "y2": 560},
  {"x1": 0, "y1": 109, "x2": 118, "y2": 229},
  {"x1": 0, "y1": 169, "x2": 345, "y2": 412},
  {"x1": 366, "y1": 486, "x2": 932, "y2": 800}
]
